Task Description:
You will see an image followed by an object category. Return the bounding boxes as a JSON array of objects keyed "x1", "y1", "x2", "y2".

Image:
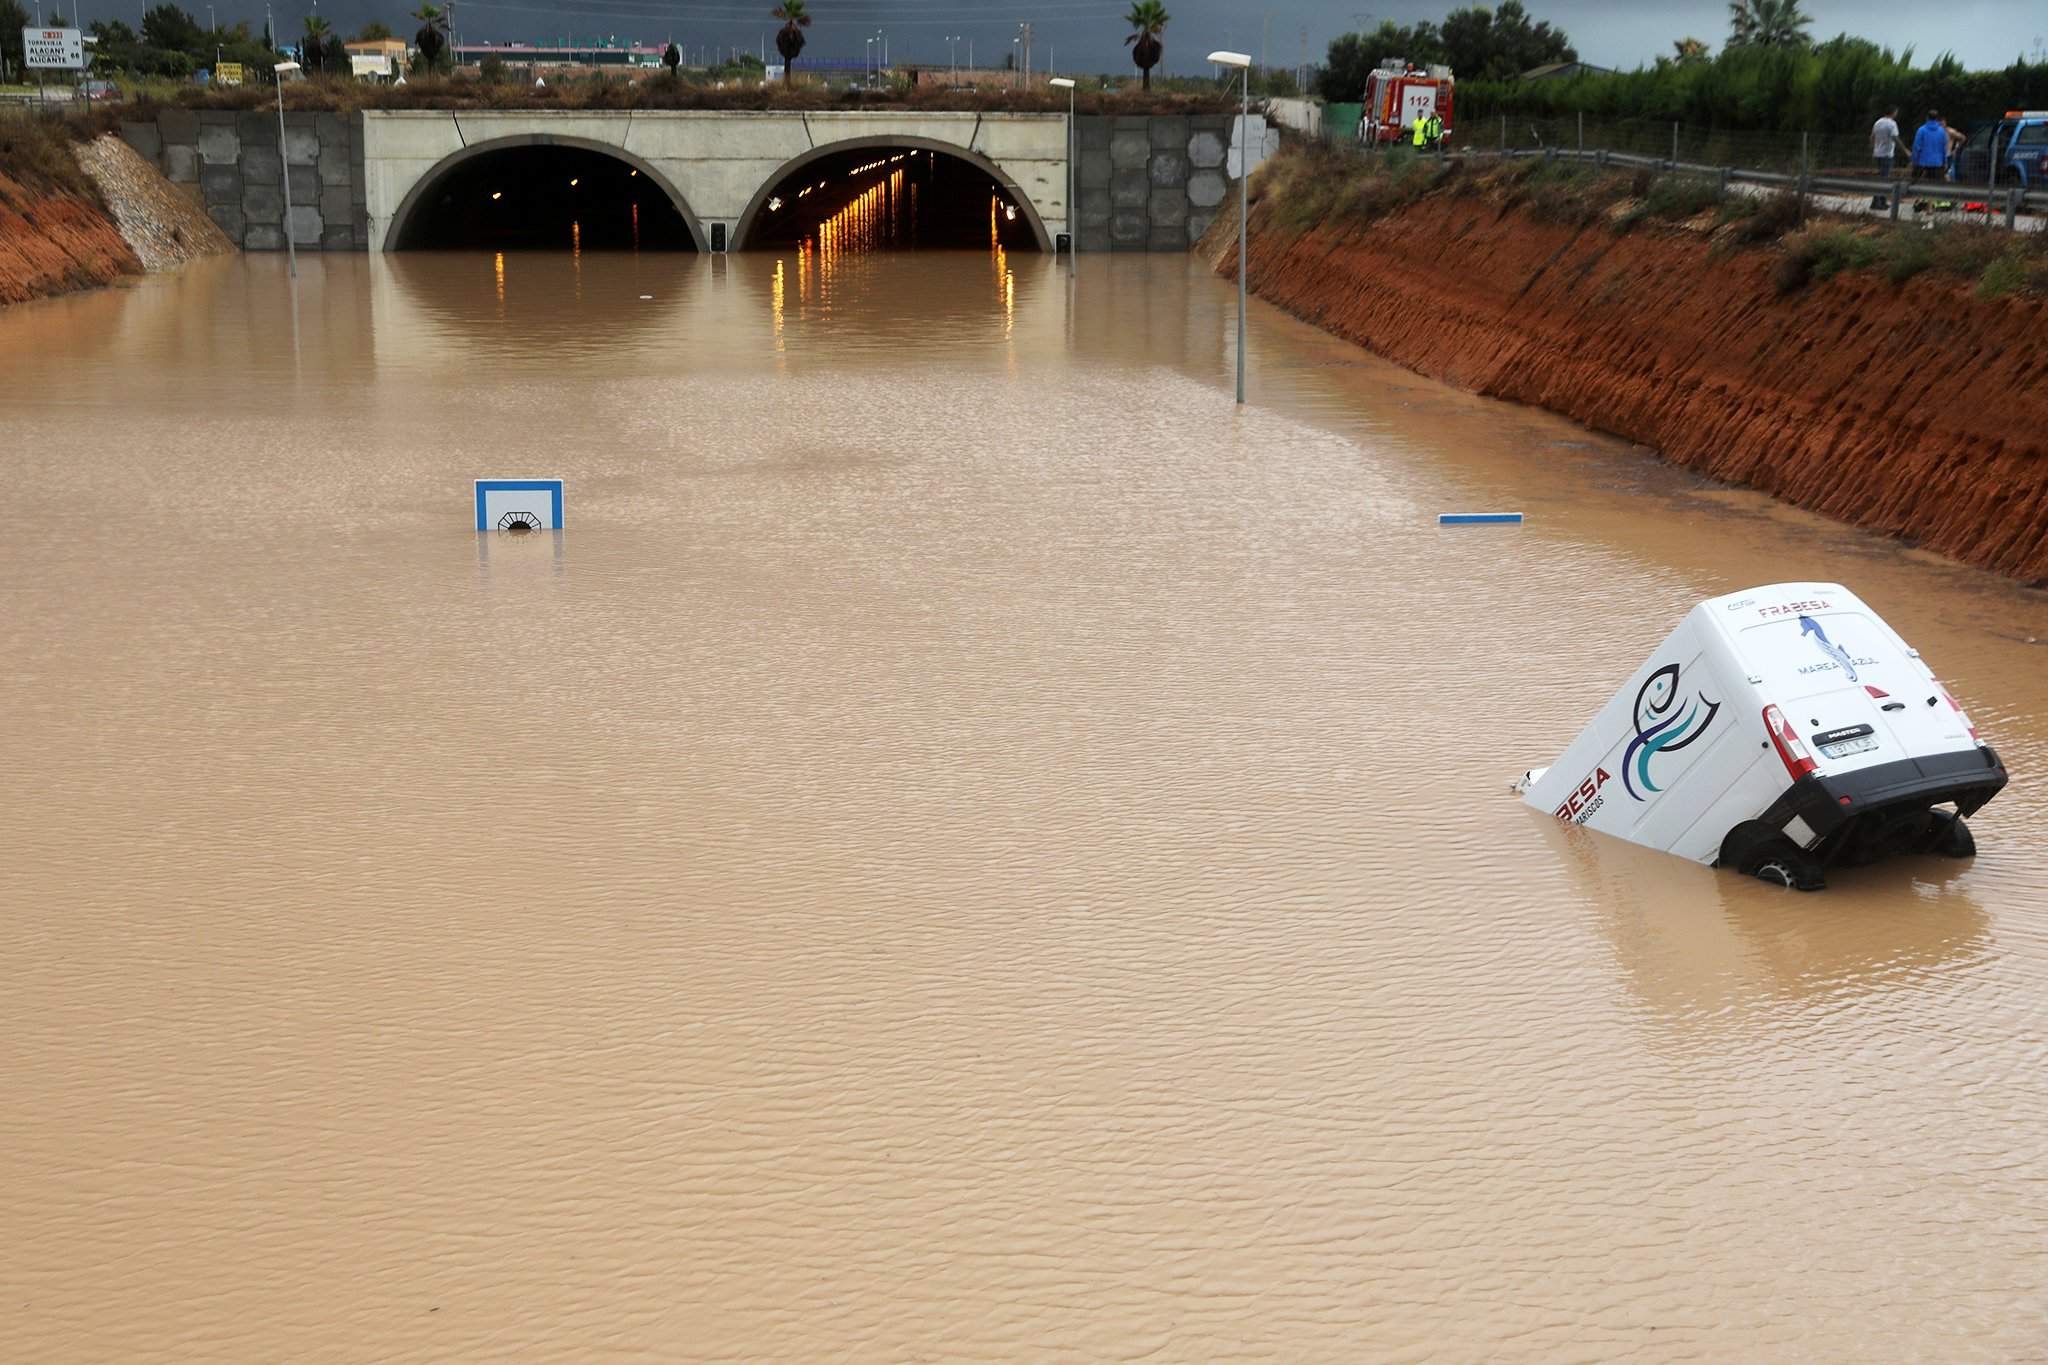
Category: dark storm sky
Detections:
[{"x1": 101, "y1": 0, "x2": 2046, "y2": 73}]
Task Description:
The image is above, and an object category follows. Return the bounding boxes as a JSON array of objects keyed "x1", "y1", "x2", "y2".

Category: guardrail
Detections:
[
  {"x1": 1531, "y1": 145, "x2": 2042, "y2": 230},
  {"x1": 1315, "y1": 129, "x2": 2047, "y2": 232}
]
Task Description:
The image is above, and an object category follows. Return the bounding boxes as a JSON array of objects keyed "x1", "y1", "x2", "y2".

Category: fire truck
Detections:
[{"x1": 1356, "y1": 60, "x2": 1456, "y2": 148}]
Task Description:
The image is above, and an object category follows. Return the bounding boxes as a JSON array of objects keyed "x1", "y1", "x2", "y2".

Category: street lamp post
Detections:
[
  {"x1": 1050, "y1": 77, "x2": 1075, "y2": 279},
  {"x1": 273, "y1": 59, "x2": 300, "y2": 278},
  {"x1": 1209, "y1": 50, "x2": 1251, "y2": 405}
]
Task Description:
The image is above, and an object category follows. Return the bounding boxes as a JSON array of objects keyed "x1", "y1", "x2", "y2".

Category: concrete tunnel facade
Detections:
[{"x1": 363, "y1": 109, "x2": 1068, "y2": 253}]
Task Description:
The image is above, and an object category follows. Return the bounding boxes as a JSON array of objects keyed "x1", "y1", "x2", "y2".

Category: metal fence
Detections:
[{"x1": 1302, "y1": 112, "x2": 2047, "y2": 232}]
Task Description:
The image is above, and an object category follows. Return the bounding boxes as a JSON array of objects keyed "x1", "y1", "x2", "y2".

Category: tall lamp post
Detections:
[
  {"x1": 1209, "y1": 50, "x2": 1251, "y2": 405},
  {"x1": 1049, "y1": 77, "x2": 1075, "y2": 279},
  {"x1": 274, "y1": 59, "x2": 300, "y2": 277}
]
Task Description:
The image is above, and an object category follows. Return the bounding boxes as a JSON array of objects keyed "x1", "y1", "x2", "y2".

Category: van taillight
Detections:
[
  {"x1": 1763, "y1": 704, "x2": 1818, "y2": 780},
  {"x1": 1940, "y1": 687, "x2": 1980, "y2": 740}
]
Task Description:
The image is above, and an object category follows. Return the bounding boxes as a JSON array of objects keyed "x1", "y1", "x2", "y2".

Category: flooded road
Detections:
[{"x1": 3, "y1": 244, "x2": 2045, "y2": 1362}]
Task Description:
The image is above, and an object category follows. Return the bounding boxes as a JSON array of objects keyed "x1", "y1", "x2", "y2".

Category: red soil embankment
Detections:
[
  {"x1": 1221, "y1": 186, "x2": 2048, "y2": 584},
  {"x1": 0, "y1": 167, "x2": 140, "y2": 307}
]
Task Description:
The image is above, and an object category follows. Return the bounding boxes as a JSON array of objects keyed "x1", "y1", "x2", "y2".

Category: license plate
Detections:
[{"x1": 1820, "y1": 735, "x2": 1879, "y2": 759}]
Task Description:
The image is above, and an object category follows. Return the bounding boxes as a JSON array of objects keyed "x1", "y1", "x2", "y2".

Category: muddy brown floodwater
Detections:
[{"x1": 2, "y1": 240, "x2": 2045, "y2": 1363}]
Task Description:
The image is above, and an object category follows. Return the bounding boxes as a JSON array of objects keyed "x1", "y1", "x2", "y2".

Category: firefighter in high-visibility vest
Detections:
[
  {"x1": 1424, "y1": 111, "x2": 1444, "y2": 148},
  {"x1": 1412, "y1": 112, "x2": 1429, "y2": 147}
]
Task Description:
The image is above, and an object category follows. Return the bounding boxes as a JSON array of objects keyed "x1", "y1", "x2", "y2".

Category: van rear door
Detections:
[{"x1": 1735, "y1": 609, "x2": 1970, "y2": 779}]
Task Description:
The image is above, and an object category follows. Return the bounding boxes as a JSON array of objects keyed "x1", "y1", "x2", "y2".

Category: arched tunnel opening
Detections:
[
  {"x1": 394, "y1": 144, "x2": 697, "y2": 251},
  {"x1": 745, "y1": 146, "x2": 1042, "y2": 252}
]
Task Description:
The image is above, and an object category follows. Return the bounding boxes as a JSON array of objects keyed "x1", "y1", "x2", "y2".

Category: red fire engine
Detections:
[{"x1": 1357, "y1": 61, "x2": 1456, "y2": 148}]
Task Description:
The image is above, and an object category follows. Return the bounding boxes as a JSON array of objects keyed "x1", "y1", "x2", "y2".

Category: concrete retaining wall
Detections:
[
  {"x1": 117, "y1": 107, "x2": 1249, "y2": 254},
  {"x1": 1074, "y1": 114, "x2": 1238, "y2": 252},
  {"x1": 121, "y1": 110, "x2": 369, "y2": 252}
]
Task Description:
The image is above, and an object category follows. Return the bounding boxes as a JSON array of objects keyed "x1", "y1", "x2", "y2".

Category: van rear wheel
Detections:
[
  {"x1": 1928, "y1": 810, "x2": 1976, "y2": 859},
  {"x1": 1742, "y1": 840, "x2": 1826, "y2": 892}
]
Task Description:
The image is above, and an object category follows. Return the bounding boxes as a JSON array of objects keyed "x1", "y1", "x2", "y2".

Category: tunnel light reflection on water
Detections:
[{"x1": 761, "y1": 170, "x2": 1015, "y2": 343}]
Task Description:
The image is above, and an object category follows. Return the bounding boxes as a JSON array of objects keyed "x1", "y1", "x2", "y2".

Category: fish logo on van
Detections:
[
  {"x1": 1798, "y1": 614, "x2": 1858, "y2": 682},
  {"x1": 1622, "y1": 663, "x2": 1721, "y2": 801}
]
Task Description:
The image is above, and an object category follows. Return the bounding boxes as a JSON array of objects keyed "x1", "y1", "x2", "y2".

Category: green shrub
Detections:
[
  {"x1": 1793, "y1": 226, "x2": 1881, "y2": 280},
  {"x1": 1879, "y1": 228, "x2": 1934, "y2": 284},
  {"x1": 1642, "y1": 175, "x2": 1724, "y2": 221},
  {"x1": 1725, "y1": 191, "x2": 1803, "y2": 244},
  {"x1": 1511, "y1": 158, "x2": 1622, "y2": 225},
  {"x1": 0, "y1": 117, "x2": 93, "y2": 196},
  {"x1": 1775, "y1": 221, "x2": 2048, "y2": 296},
  {"x1": 1975, "y1": 242, "x2": 2048, "y2": 299}
]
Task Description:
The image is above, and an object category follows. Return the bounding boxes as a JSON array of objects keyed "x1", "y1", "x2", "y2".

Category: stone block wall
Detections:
[
  {"x1": 122, "y1": 110, "x2": 369, "y2": 252},
  {"x1": 1075, "y1": 114, "x2": 1236, "y2": 252},
  {"x1": 121, "y1": 108, "x2": 1229, "y2": 254}
]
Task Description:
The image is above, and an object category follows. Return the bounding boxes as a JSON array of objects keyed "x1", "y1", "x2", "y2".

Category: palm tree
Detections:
[
  {"x1": 412, "y1": 1, "x2": 447, "y2": 72},
  {"x1": 1124, "y1": 0, "x2": 1169, "y2": 90},
  {"x1": 1727, "y1": 0, "x2": 1811, "y2": 50},
  {"x1": 772, "y1": 0, "x2": 809, "y2": 85},
  {"x1": 1672, "y1": 35, "x2": 1711, "y2": 64},
  {"x1": 301, "y1": 14, "x2": 333, "y2": 73}
]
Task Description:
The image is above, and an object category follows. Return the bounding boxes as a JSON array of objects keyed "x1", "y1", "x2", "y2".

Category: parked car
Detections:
[
  {"x1": 80, "y1": 78, "x2": 123, "y2": 101},
  {"x1": 1952, "y1": 111, "x2": 2048, "y2": 188}
]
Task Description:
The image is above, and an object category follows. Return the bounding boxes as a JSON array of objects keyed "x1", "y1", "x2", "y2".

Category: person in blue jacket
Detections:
[{"x1": 1910, "y1": 110, "x2": 1950, "y2": 183}]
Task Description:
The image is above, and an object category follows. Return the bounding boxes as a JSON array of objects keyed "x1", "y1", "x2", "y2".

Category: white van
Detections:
[{"x1": 1517, "y1": 582, "x2": 2008, "y2": 890}]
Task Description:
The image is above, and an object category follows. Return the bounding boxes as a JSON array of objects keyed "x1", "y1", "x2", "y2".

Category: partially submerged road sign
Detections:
[
  {"x1": 24, "y1": 28, "x2": 84, "y2": 69},
  {"x1": 474, "y1": 479, "x2": 565, "y2": 532}
]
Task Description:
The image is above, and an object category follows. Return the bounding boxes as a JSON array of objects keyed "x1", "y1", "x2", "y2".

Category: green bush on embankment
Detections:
[
  {"x1": 1248, "y1": 143, "x2": 2048, "y2": 299},
  {"x1": 1777, "y1": 223, "x2": 2048, "y2": 298},
  {"x1": 0, "y1": 116, "x2": 95, "y2": 197}
]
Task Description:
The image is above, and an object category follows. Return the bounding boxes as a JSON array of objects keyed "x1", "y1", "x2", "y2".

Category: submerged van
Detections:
[{"x1": 1517, "y1": 583, "x2": 2008, "y2": 890}]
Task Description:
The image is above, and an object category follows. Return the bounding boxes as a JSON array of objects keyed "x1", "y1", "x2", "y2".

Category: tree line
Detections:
[
  {"x1": 1459, "y1": 38, "x2": 2048, "y2": 135},
  {"x1": 0, "y1": 0, "x2": 455, "y2": 81},
  {"x1": 1317, "y1": 0, "x2": 1576, "y2": 99},
  {"x1": 1314, "y1": 0, "x2": 2048, "y2": 136}
]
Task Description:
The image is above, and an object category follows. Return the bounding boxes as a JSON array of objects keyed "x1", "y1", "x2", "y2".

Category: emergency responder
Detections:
[
  {"x1": 1424, "y1": 110, "x2": 1444, "y2": 150},
  {"x1": 1412, "y1": 111, "x2": 1428, "y2": 148}
]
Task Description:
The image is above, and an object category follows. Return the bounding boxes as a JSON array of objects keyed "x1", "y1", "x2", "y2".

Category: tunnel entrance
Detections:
[
  {"x1": 744, "y1": 146, "x2": 1042, "y2": 253},
  {"x1": 393, "y1": 144, "x2": 697, "y2": 251}
]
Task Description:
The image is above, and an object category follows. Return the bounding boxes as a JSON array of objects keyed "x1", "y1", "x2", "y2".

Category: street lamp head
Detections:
[
  {"x1": 1207, "y1": 50, "x2": 1252, "y2": 68},
  {"x1": 1048, "y1": 77, "x2": 1074, "y2": 88},
  {"x1": 273, "y1": 60, "x2": 300, "y2": 72}
]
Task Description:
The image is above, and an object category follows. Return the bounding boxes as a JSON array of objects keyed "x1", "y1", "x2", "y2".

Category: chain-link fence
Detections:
[
  {"x1": 1295, "y1": 111, "x2": 2047, "y2": 231},
  {"x1": 1307, "y1": 111, "x2": 2037, "y2": 187}
]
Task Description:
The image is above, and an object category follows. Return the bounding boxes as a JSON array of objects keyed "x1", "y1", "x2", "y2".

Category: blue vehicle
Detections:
[{"x1": 1954, "y1": 111, "x2": 2048, "y2": 188}]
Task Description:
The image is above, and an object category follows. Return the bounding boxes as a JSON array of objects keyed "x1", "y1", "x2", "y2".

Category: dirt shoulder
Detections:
[
  {"x1": 1214, "y1": 148, "x2": 2048, "y2": 585},
  {"x1": 0, "y1": 125, "x2": 232, "y2": 308}
]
